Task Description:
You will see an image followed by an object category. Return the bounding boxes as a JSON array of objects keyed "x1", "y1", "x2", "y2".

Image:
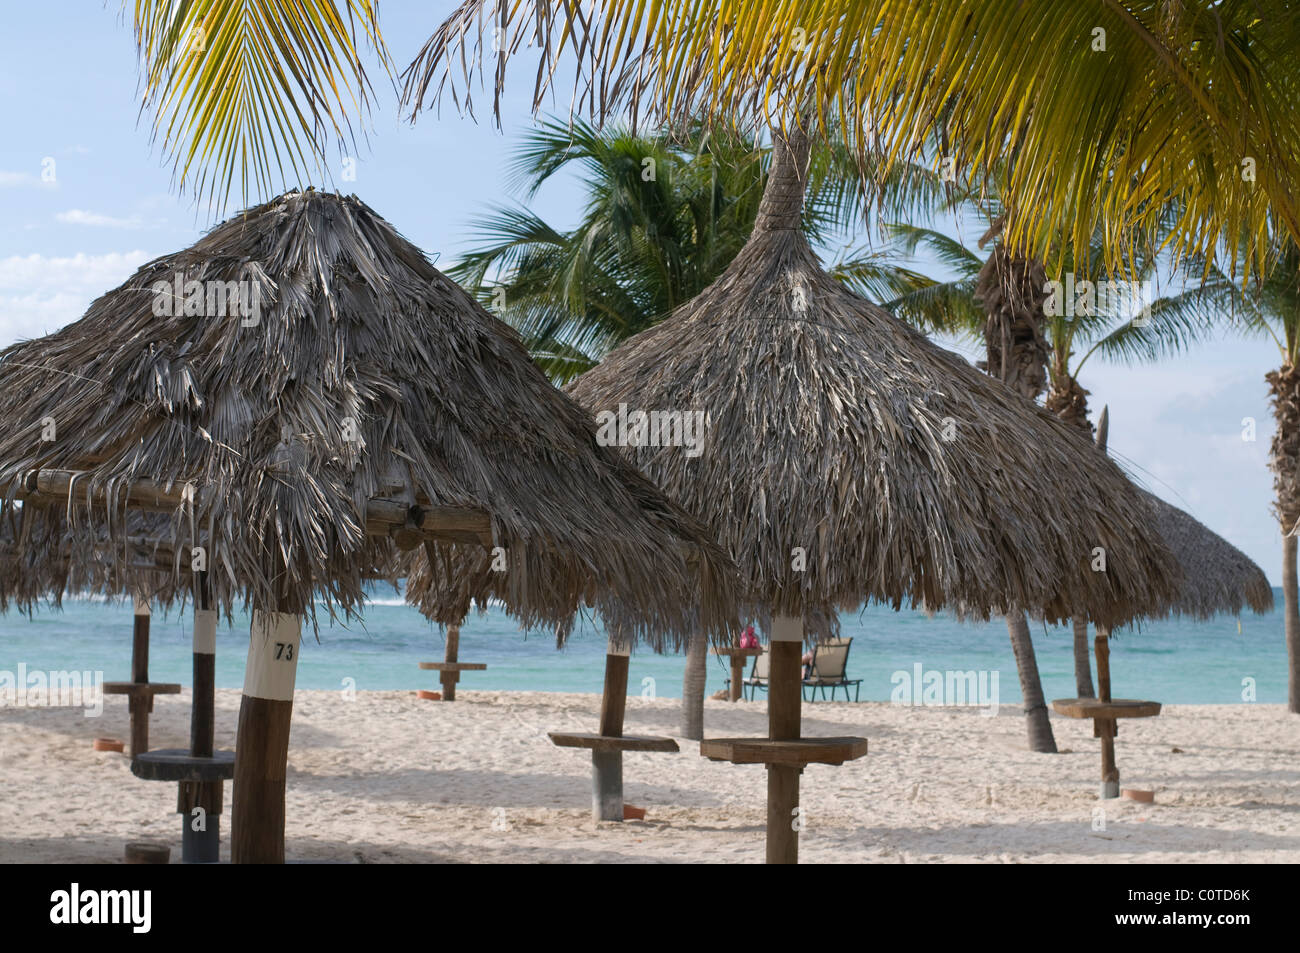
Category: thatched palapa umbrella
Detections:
[
  {"x1": 568, "y1": 125, "x2": 1181, "y2": 863},
  {"x1": 0, "y1": 190, "x2": 737, "y2": 863}
]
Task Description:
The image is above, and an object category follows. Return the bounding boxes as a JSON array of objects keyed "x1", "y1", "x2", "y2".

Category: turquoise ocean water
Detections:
[{"x1": 0, "y1": 586, "x2": 1288, "y2": 704}]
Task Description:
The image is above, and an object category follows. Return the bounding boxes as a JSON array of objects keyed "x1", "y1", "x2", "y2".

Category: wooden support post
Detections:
[
  {"x1": 1095, "y1": 631, "x2": 1112, "y2": 702},
  {"x1": 593, "y1": 638, "x2": 630, "y2": 822},
  {"x1": 767, "y1": 616, "x2": 804, "y2": 864},
  {"x1": 592, "y1": 751, "x2": 622, "y2": 823},
  {"x1": 442, "y1": 624, "x2": 461, "y2": 701},
  {"x1": 1094, "y1": 630, "x2": 1119, "y2": 799},
  {"x1": 180, "y1": 780, "x2": 223, "y2": 863},
  {"x1": 181, "y1": 572, "x2": 222, "y2": 863},
  {"x1": 729, "y1": 654, "x2": 745, "y2": 702},
  {"x1": 128, "y1": 596, "x2": 152, "y2": 758},
  {"x1": 232, "y1": 556, "x2": 302, "y2": 864}
]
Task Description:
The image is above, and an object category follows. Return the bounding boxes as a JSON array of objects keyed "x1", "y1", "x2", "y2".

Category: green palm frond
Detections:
[
  {"x1": 449, "y1": 114, "x2": 921, "y2": 383},
  {"x1": 884, "y1": 224, "x2": 984, "y2": 278},
  {"x1": 447, "y1": 205, "x2": 569, "y2": 287},
  {"x1": 883, "y1": 278, "x2": 985, "y2": 339},
  {"x1": 828, "y1": 252, "x2": 926, "y2": 301},
  {"x1": 1081, "y1": 290, "x2": 1223, "y2": 369},
  {"x1": 132, "y1": 0, "x2": 387, "y2": 212},
  {"x1": 1142, "y1": 244, "x2": 1300, "y2": 362},
  {"x1": 402, "y1": 0, "x2": 1300, "y2": 283}
]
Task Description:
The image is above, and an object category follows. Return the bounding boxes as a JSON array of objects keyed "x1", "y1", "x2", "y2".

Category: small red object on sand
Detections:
[
  {"x1": 93, "y1": 738, "x2": 124, "y2": 753},
  {"x1": 415, "y1": 689, "x2": 442, "y2": 701},
  {"x1": 623, "y1": 804, "x2": 646, "y2": 820},
  {"x1": 1122, "y1": 789, "x2": 1155, "y2": 803}
]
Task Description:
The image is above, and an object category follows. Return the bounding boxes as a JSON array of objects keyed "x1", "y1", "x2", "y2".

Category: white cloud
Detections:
[
  {"x1": 0, "y1": 170, "x2": 56, "y2": 189},
  {"x1": 55, "y1": 209, "x2": 144, "y2": 228},
  {"x1": 0, "y1": 251, "x2": 151, "y2": 344}
]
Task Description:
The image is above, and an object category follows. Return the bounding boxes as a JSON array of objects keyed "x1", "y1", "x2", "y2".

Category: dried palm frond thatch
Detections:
[
  {"x1": 0, "y1": 190, "x2": 737, "y2": 645},
  {"x1": 1089, "y1": 408, "x2": 1270, "y2": 625},
  {"x1": 0, "y1": 506, "x2": 192, "y2": 613},
  {"x1": 1140, "y1": 489, "x2": 1273, "y2": 621},
  {"x1": 568, "y1": 126, "x2": 1182, "y2": 637}
]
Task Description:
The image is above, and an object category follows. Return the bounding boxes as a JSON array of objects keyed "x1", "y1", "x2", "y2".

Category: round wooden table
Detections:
[
  {"x1": 1052, "y1": 633, "x2": 1161, "y2": 798},
  {"x1": 711, "y1": 645, "x2": 764, "y2": 701}
]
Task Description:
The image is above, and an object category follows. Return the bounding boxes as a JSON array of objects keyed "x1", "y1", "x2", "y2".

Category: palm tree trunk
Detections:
[
  {"x1": 1267, "y1": 363, "x2": 1300, "y2": 713},
  {"x1": 1072, "y1": 618, "x2": 1096, "y2": 698},
  {"x1": 1059, "y1": 398, "x2": 1100, "y2": 700},
  {"x1": 975, "y1": 244, "x2": 1050, "y2": 400},
  {"x1": 1285, "y1": 535, "x2": 1300, "y2": 714},
  {"x1": 1045, "y1": 374, "x2": 1094, "y2": 437},
  {"x1": 680, "y1": 632, "x2": 707, "y2": 739},
  {"x1": 977, "y1": 242, "x2": 1057, "y2": 750},
  {"x1": 1007, "y1": 612, "x2": 1058, "y2": 752}
]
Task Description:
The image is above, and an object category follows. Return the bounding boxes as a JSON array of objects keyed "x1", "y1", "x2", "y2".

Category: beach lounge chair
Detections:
[
  {"x1": 733, "y1": 646, "x2": 770, "y2": 700},
  {"x1": 802, "y1": 638, "x2": 861, "y2": 702}
]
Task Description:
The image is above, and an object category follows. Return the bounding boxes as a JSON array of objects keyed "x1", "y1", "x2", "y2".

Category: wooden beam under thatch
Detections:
[{"x1": 17, "y1": 469, "x2": 494, "y2": 548}]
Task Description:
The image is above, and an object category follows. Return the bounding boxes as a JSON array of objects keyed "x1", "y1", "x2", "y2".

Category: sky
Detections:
[{"x1": 0, "y1": 2, "x2": 1287, "y2": 583}]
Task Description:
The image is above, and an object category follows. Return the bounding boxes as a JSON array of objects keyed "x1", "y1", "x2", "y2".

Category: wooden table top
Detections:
[
  {"x1": 699, "y1": 736, "x2": 868, "y2": 766},
  {"x1": 548, "y1": 732, "x2": 680, "y2": 753},
  {"x1": 418, "y1": 662, "x2": 488, "y2": 671},
  {"x1": 130, "y1": 749, "x2": 235, "y2": 783},
  {"x1": 102, "y1": 682, "x2": 182, "y2": 696},
  {"x1": 711, "y1": 646, "x2": 765, "y2": 658},
  {"x1": 1052, "y1": 698, "x2": 1162, "y2": 719}
]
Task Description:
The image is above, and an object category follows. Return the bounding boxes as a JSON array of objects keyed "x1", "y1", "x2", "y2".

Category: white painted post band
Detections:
[
  {"x1": 771, "y1": 616, "x2": 803, "y2": 642},
  {"x1": 193, "y1": 610, "x2": 217, "y2": 655},
  {"x1": 133, "y1": 595, "x2": 151, "y2": 617},
  {"x1": 243, "y1": 611, "x2": 301, "y2": 701},
  {"x1": 606, "y1": 636, "x2": 630, "y2": 657}
]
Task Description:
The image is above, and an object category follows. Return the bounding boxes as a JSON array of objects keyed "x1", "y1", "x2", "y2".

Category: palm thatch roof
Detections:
[
  {"x1": 1139, "y1": 488, "x2": 1273, "y2": 620},
  {"x1": 0, "y1": 190, "x2": 736, "y2": 644},
  {"x1": 568, "y1": 126, "x2": 1181, "y2": 636},
  {"x1": 0, "y1": 508, "x2": 188, "y2": 613}
]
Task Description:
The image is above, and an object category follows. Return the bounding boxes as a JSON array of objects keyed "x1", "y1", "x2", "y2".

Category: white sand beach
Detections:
[{"x1": 1, "y1": 690, "x2": 1296, "y2": 863}]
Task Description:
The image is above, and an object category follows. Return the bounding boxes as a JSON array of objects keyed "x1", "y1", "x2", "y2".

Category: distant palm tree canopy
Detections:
[{"x1": 449, "y1": 118, "x2": 873, "y2": 383}]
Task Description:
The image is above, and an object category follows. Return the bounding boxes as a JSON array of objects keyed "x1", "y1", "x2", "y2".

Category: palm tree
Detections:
[
  {"x1": 451, "y1": 116, "x2": 911, "y2": 385},
  {"x1": 130, "y1": 3, "x2": 1300, "y2": 281},
  {"x1": 402, "y1": 1, "x2": 1300, "y2": 285},
  {"x1": 447, "y1": 118, "x2": 767, "y2": 384}
]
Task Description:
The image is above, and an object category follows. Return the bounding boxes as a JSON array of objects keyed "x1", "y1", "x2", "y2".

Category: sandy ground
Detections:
[{"x1": 1, "y1": 689, "x2": 1297, "y2": 863}]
